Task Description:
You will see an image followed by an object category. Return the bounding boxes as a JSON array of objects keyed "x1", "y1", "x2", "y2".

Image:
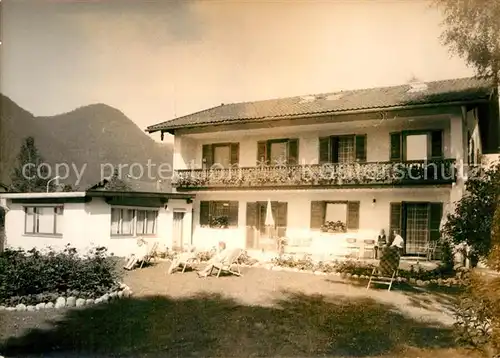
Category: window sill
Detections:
[
  {"x1": 110, "y1": 234, "x2": 157, "y2": 239},
  {"x1": 23, "y1": 233, "x2": 63, "y2": 239}
]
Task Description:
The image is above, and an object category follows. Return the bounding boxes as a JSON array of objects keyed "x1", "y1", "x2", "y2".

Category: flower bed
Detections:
[
  {"x1": 269, "y1": 255, "x2": 465, "y2": 287},
  {"x1": 0, "y1": 245, "x2": 129, "y2": 311}
]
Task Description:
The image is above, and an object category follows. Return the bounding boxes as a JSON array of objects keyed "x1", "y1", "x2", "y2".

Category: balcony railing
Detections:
[{"x1": 173, "y1": 159, "x2": 457, "y2": 190}]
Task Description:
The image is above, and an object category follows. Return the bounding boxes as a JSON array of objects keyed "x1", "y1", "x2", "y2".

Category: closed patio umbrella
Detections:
[{"x1": 265, "y1": 199, "x2": 275, "y2": 237}]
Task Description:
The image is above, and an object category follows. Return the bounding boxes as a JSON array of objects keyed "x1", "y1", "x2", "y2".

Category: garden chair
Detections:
[
  {"x1": 345, "y1": 238, "x2": 360, "y2": 259},
  {"x1": 208, "y1": 248, "x2": 243, "y2": 278},
  {"x1": 366, "y1": 245, "x2": 401, "y2": 291},
  {"x1": 140, "y1": 241, "x2": 159, "y2": 268},
  {"x1": 362, "y1": 239, "x2": 376, "y2": 259},
  {"x1": 168, "y1": 246, "x2": 198, "y2": 274}
]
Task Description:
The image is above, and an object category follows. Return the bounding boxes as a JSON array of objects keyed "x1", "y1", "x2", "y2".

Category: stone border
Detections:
[
  {"x1": 247, "y1": 262, "x2": 465, "y2": 288},
  {"x1": 0, "y1": 283, "x2": 133, "y2": 312}
]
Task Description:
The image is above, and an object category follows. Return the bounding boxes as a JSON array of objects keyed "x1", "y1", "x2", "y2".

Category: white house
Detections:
[
  {"x1": 0, "y1": 190, "x2": 194, "y2": 257},
  {"x1": 146, "y1": 77, "x2": 499, "y2": 259}
]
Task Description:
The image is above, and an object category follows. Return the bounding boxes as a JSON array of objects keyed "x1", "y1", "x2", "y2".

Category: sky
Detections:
[{"x1": 1, "y1": 0, "x2": 474, "y2": 142}]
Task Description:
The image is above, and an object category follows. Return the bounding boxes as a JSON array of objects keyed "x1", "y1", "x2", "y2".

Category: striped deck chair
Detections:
[
  {"x1": 140, "y1": 241, "x2": 159, "y2": 269},
  {"x1": 366, "y1": 246, "x2": 401, "y2": 291},
  {"x1": 209, "y1": 248, "x2": 243, "y2": 278}
]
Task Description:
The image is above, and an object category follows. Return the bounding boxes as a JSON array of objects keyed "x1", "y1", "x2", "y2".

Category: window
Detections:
[
  {"x1": 257, "y1": 138, "x2": 299, "y2": 165},
  {"x1": 24, "y1": 206, "x2": 63, "y2": 236},
  {"x1": 318, "y1": 135, "x2": 366, "y2": 164},
  {"x1": 110, "y1": 208, "x2": 158, "y2": 236},
  {"x1": 202, "y1": 143, "x2": 239, "y2": 169},
  {"x1": 390, "y1": 130, "x2": 443, "y2": 161},
  {"x1": 310, "y1": 201, "x2": 360, "y2": 230},
  {"x1": 199, "y1": 201, "x2": 238, "y2": 228}
]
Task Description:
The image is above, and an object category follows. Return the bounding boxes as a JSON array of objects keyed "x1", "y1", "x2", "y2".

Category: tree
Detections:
[
  {"x1": 442, "y1": 161, "x2": 500, "y2": 265},
  {"x1": 434, "y1": 0, "x2": 500, "y2": 82},
  {"x1": 103, "y1": 169, "x2": 132, "y2": 192},
  {"x1": 9, "y1": 137, "x2": 56, "y2": 193}
]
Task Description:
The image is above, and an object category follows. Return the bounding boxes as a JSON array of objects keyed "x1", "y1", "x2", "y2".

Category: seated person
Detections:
[
  {"x1": 124, "y1": 237, "x2": 149, "y2": 270},
  {"x1": 167, "y1": 245, "x2": 197, "y2": 274},
  {"x1": 197, "y1": 241, "x2": 229, "y2": 278},
  {"x1": 390, "y1": 230, "x2": 404, "y2": 254},
  {"x1": 375, "y1": 229, "x2": 387, "y2": 259}
]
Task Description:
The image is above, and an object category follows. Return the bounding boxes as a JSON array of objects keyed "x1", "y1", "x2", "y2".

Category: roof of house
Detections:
[
  {"x1": 146, "y1": 76, "x2": 495, "y2": 133},
  {"x1": 88, "y1": 178, "x2": 170, "y2": 193},
  {"x1": 0, "y1": 191, "x2": 194, "y2": 201}
]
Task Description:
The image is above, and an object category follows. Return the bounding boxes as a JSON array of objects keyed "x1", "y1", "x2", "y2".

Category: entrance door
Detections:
[
  {"x1": 405, "y1": 203, "x2": 429, "y2": 255},
  {"x1": 172, "y1": 212, "x2": 185, "y2": 250},
  {"x1": 246, "y1": 201, "x2": 287, "y2": 250}
]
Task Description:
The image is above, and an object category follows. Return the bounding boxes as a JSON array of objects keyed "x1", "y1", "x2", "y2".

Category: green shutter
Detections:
[
  {"x1": 389, "y1": 202, "x2": 402, "y2": 237},
  {"x1": 346, "y1": 201, "x2": 360, "y2": 230},
  {"x1": 199, "y1": 201, "x2": 210, "y2": 226},
  {"x1": 319, "y1": 137, "x2": 331, "y2": 164},
  {"x1": 355, "y1": 135, "x2": 367, "y2": 162},
  {"x1": 230, "y1": 143, "x2": 240, "y2": 166},
  {"x1": 430, "y1": 130, "x2": 443, "y2": 159},
  {"x1": 429, "y1": 202, "x2": 443, "y2": 242},
  {"x1": 246, "y1": 202, "x2": 258, "y2": 227},
  {"x1": 228, "y1": 201, "x2": 239, "y2": 227},
  {"x1": 310, "y1": 201, "x2": 325, "y2": 229},
  {"x1": 287, "y1": 139, "x2": 299, "y2": 165},
  {"x1": 202, "y1": 145, "x2": 213, "y2": 168},
  {"x1": 276, "y1": 202, "x2": 288, "y2": 237},
  {"x1": 257, "y1": 141, "x2": 267, "y2": 165},
  {"x1": 390, "y1": 133, "x2": 402, "y2": 161}
]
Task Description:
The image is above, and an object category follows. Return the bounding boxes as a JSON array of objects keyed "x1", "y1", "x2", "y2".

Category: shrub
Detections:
[
  {"x1": 442, "y1": 160, "x2": 500, "y2": 264},
  {"x1": 0, "y1": 245, "x2": 121, "y2": 305},
  {"x1": 335, "y1": 260, "x2": 375, "y2": 276}
]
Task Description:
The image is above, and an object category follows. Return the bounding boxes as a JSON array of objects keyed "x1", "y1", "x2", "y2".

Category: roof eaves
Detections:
[{"x1": 150, "y1": 97, "x2": 491, "y2": 132}]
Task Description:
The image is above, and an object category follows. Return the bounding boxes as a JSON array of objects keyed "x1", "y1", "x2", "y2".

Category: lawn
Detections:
[{"x1": 0, "y1": 262, "x2": 485, "y2": 358}]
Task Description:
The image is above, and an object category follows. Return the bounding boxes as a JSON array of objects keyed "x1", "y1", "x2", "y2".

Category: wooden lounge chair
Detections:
[
  {"x1": 168, "y1": 247, "x2": 198, "y2": 274},
  {"x1": 140, "y1": 241, "x2": 159, "y2": 268},
  {"x1": 208, "y1": 248, "x2": 243, "y2": 278},
  {"x1": 366, "y1": 246, "x2": 401, "y2": 291}
]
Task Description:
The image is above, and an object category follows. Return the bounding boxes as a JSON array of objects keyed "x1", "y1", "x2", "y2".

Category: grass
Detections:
[{"x1": 0, "y1": 263, "x2": 487, "y2": 357}]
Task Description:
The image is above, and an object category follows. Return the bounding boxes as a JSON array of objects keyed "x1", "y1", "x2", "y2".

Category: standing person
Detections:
[{"x1": 375, "y1": 229, "x2": 387, "y2": 259}]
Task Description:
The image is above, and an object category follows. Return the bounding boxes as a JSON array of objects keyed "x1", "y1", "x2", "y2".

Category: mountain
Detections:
[{"x1": 0, "y1": 95, "x2": 173, "y2": 191}]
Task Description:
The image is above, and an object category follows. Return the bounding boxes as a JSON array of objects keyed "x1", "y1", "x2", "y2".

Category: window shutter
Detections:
[
  {"x1": 310, "y1": 201, "x2": 325, "y2": 229},
  {"x1": 230, "y1": 143, "x2": 240, "y2": 166},
  {"x1": 390, "y1": 133, "x2": 402, "y2": 161},
  {"x1": 202, "y1": 145, "x2": 213, "y2": 168},
  {"x1": 287, "y1": 139, "x2": 299, "y2": 165},
  {"x1": 429, "y1": 202, "x2": 443, "y2": 242},
  {"x1": 430, "y1": 130, "x2": 443, "y2": 159},
  {"x1": 228, "y1": 201, "x2": 239, "y2": 227},
  {"x1": 246, "y1": 202, "x2": 258, "y2": 227},
  {"x1": 389, "y1": 202, "x2": 402, "y2": 237},
  {"x1": 331, "y1": 137, "x2": 340, "y2": 163},
  {"x1": 199, "y1": 201, "x2": 210, "y2": 226},
  {"x1": 346, "y1": 201, "x2": 360, "y2": 230},
  {"x1": 276, "y1": 202, "x2": 287, "y2": 237},
  {"x1": 319, "y1": 137, "x2": 331, "y2": 164},
  {"x1": 257, "y1": 141, "x2": 267, "y2": 165},
  {"x1": 355, "y1": 135, "x2": 367, "y2": 162}
]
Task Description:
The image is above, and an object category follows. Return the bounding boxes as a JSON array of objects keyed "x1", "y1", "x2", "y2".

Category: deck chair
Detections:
[
  {"x1": 140, "y1": 241, "x2": 159, "y2": 268},
  {"x1": 168, "y1": 246, "x2": 198, "y2": 274},
  {"x1": 208, "y1": 248, "x2": 243, "y2": 278},
  {"x1": 366, "y1": 246, "x2": 401, "y2": 291}
]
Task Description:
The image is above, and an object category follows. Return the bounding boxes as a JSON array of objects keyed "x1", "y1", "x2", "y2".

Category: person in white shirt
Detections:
[{"x1": 390, "y1": 230, "x2": 404, "y2": 252}]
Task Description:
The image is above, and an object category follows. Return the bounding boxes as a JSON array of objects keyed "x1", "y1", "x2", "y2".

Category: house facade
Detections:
[
  {"x1": 147, "y1": 77, "x2": 499, "y2": 259},
  {"x1": 0, "y1": 191, "x2": 194, "y2": 257}
]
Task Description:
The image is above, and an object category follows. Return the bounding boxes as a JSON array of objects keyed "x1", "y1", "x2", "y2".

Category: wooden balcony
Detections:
[{"x1": 173, "y1": 159, "x2": 457, "y2": 190}]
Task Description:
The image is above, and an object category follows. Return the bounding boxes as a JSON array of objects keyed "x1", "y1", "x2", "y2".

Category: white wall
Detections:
[
  {"x1": 190, "y1": 188, "x2": 451, "y2": 251},
  {"x1": 173, "y1": 115, "x2": 454, "y2": 169},
  {"x1": 3, "y1": 197, "x2": 193, "y2": 257}
]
